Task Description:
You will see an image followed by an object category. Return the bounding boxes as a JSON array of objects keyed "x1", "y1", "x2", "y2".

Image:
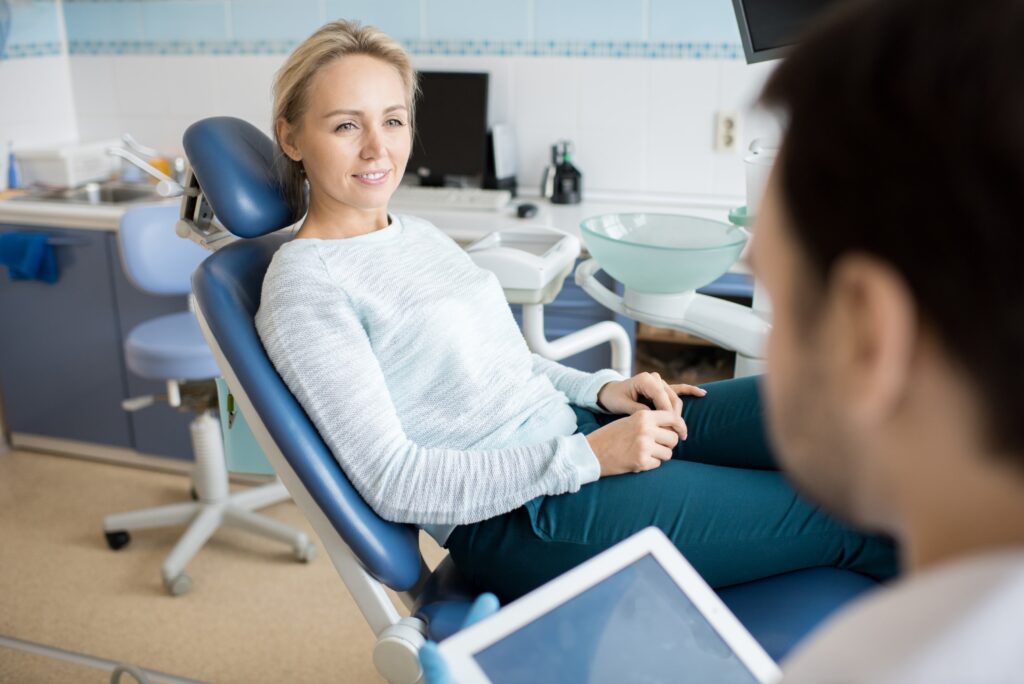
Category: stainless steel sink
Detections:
[{"x1": 11, "y1": 181, "x2": 162, "y2": 205}]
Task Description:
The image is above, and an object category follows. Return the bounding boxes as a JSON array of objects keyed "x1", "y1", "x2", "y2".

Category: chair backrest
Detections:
[
  {"x1": 186, "y1": 117, "x2": 423, "y2": 591},
  {"x1": 119, "y1": 203, "x2": 209, "y2": 296}
]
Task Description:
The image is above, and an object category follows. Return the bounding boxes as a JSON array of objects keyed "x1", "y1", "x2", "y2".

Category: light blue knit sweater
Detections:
[{"x1": 255, "y1": 214, "x2": 623, "y2": 545}]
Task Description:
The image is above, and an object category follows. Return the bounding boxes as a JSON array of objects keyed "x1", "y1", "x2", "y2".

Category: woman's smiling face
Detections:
[{"x1": 280, "y1": 54, "x2": 412, "y2": 220}]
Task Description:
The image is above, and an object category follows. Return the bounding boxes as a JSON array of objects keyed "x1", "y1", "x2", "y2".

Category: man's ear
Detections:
[
  {"x1": 824, "y1": 254, "x2": 917, "y2": 426},
  {"x1": 276, "y1": 118, "x2": 302, "y2": 162}
]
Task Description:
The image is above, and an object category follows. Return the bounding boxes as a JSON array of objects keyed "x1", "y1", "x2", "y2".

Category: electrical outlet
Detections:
[{"x1": 714, "y1": 111, "x2": 741, "y2": 152}]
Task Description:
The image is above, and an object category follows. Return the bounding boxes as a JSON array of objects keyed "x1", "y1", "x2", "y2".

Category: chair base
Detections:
[{"x1": 102, "y1": 411, "x2": 315, "y2": 595}]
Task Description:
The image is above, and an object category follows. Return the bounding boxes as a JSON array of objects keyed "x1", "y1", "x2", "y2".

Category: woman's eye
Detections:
[
  {"x1": 335, "y1": 122, "x2": 356, "y2": 132},
  {"x1": 385, "y1": 118, "x2": 406, "y2": 127}
]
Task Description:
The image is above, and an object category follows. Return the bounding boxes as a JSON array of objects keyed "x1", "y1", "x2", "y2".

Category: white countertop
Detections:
[
  {"x1": 0, "y1": 192, "x2": 750, "y2": 273},
  {"x1": 0, "y1": 196, "x2": 178, "y2": 231}
]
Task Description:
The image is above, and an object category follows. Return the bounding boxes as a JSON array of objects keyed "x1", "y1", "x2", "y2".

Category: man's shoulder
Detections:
[{"x1": 782, "y1": 550, "x2": 1024, "y2": 682}]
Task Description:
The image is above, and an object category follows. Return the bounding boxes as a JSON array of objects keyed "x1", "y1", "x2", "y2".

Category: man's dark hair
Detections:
[{"x1": 760, "y1": 0, "x2": 1024, "y2": 455}]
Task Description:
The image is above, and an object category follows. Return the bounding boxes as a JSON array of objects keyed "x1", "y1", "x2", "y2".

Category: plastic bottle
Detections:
[{"x1": 6, "y1": 140, "x2": 18, "y2": 190}]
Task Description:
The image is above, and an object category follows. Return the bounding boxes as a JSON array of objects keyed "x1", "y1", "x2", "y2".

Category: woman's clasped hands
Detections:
[{"x1": 586, "y1": 372, "x2": 707, "y2": 477}]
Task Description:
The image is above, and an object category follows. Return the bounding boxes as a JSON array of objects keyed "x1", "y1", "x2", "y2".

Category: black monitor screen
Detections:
[
  {"x1": 408, "y1": 71, "x2": 489, "y2": 183},
  {"x1": 732, "y1": 0, "x2": 842, "y2": 62}
]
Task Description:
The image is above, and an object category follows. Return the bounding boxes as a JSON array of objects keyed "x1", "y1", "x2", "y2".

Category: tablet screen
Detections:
[{"x1": 472, "y1": 554, "x2": 760, "y2": 683}]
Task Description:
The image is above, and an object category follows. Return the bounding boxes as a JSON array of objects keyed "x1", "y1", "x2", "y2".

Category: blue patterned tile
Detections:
[
  {"x1": 424, "y1": 0, "x2": 528, "y2": 41},
  {"x1": 64, "y1": 0, "x2": 145, "y2": 43},
  {"x1": 649, "y1": 0, "x2": 741, "y2": 43},
  {"x1": 6, "y1": 0, "x2": 63, "y2": 47},
  {"x1": 142, "y1": 1, "x2": 226, "y2": 42},
  {"x1": 324, "y1": 0, "x2": 421, "y2": 41},
  {"x1": 231, "y1": 0, "x2": 321, "y2": 42},
  {"x1": 535, "y1": 0, "x2": 645, "y2": 41}
]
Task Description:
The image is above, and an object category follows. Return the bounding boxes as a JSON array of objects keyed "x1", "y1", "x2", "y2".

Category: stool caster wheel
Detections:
[
  {"x1": 296, "y1": 542, "x2": 317, "y2": 563},
  {"x1": 105, "y1": 530, "x2": 131, "y2": 551},
  {"x1": 164, "y1": 573, "x2": 192, "y2": 596}
]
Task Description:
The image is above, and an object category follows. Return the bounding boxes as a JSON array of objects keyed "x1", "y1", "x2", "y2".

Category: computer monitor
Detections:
[
  {"x1": 731, "y1": 0, "x2": 843, "y2": 63},
  {"x1": 408, "y1": 71, "x2": 489, "y2": 186}
]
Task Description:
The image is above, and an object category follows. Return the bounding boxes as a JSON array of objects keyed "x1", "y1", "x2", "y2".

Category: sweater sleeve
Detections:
[
  {"x1": 256, "y1": 249, "x2": 598, "y2": 527},
  {"x1": 531, "y1": 353, "x2": 625, "y2": 414}
]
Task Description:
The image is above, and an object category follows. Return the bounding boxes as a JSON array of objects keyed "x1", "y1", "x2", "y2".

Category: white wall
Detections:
[
  {"x1": 0, "y1": 55, "x2": 79, "y2": 185},
  {"x1": 68, "y1": 53, "x2": 778, "y2": 201}
]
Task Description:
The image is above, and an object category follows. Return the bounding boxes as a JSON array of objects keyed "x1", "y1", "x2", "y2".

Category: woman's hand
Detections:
[
  {"x1": 584, "y1": 372, "x2": 707, "y2": 478},
  {"x1": 585, "y1": 409, "x2": 687, "y2": 476},
  {"x1": 597, "y1": 372, "x2": 707, "y2": 438}
]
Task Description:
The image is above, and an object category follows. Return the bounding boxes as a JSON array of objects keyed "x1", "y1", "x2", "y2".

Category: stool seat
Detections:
[{"x1": 125, "y1": 311, "x2": 220, "y2": 380}]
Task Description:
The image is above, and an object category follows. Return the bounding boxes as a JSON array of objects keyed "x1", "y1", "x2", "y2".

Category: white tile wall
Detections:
[
  {"x1": 0, "y1": 56, "x2": 79, "y2": 186},
  {"x1": 62, "y1": 53, "x2": 779, "y2": 201}
]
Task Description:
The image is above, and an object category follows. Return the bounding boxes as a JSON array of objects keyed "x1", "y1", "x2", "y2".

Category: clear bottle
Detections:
[{"x1": 540, "y1": 144, "x2": 558, "y2": 199}]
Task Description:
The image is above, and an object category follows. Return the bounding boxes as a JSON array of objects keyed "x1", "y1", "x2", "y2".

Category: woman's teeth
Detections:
[{"x1": 356, "y1": 171, "x2": 387, "y2": 180}]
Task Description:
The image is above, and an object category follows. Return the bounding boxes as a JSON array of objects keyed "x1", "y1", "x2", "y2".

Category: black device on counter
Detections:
[
  {"x1": 551, "y1": 140, "x2": 582, "y2": 205},
  {"x1": 516, "y1": 202, "x2": 538, "y2": 219},
  {"x1": 409, "y1": 71, "x2": 489, "y2": 187}
]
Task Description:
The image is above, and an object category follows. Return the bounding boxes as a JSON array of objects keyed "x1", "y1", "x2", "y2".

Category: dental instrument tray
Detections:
[{"x1": 465, "y1": 226, "x2": 580, "y2": 304}]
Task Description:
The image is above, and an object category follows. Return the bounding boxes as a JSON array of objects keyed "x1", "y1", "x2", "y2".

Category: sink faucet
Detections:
[{"x1": 107, "y1": 146, "x2": 185, "y2": 198}]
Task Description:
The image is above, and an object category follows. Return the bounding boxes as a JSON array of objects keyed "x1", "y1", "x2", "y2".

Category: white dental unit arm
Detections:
[
  {"x1": 574, "y1": 139, "x2": 779, "y2": 379},
  {"x1": 574, "y1": 260, "x2": 769, "y2": 372},
  {"x1": 465, "y1": 227, "x2": 633, "y2": 377}
]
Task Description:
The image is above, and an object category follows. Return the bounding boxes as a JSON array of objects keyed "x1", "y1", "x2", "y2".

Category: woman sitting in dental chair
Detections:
[{"x1": 255, "y1": 20, "x2": 895, "y2": 602}]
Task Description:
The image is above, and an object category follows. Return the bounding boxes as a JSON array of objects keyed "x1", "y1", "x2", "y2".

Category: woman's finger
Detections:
[
  {"x1": 666, "y1": 382, "x2": 683, "y2": 415},
  {"x1": 650, "y1": 441, "x2": 674, "y2": 461},
  {"x1": 640, "y1": 455, "x2": 665, "y2": 471},
  {"x1": 643, "y1": 376, "x2": 675, "y2": 412},
  {"x1": 653, "y1": 426, "x2": 680, "y2": 450},
  {"x1": 670, "y1": 383, "x2": 708, "y2": 398}
]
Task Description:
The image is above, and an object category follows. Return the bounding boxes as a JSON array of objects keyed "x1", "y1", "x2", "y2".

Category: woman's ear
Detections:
[{"x1": 276, "y1": 118, "x2": 302, "y2": 162}]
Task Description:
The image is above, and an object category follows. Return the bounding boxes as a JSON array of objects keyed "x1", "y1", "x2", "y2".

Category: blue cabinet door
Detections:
[{"x1": 0, "y1": 225, "x2": 133, "y2": 447}]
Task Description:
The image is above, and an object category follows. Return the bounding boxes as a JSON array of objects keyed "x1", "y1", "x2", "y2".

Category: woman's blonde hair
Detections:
[{"x1": 272, "y1": 20, "x2": 419, "y2": 215}]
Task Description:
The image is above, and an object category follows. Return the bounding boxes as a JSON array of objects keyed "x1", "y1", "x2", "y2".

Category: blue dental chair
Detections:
[{"x1": 184, "y1": 116, "x2": 877, "y2": 682}]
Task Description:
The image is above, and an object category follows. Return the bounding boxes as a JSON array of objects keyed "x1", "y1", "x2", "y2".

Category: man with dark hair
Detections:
[{"x1": 751, "y1": 0, "x2": 1024, "y2": 678}]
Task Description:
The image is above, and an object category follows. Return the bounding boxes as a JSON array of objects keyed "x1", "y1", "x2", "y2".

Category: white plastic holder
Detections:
[
  {"x1": 521, "y1": 303, "x2": 632, "y2": 377},
  {"x1": 575, "y1": 259, "x2": 770, "y2": 378},
  {"x1": 467, "y1": 226, "x2": 634, "y2": 377}
]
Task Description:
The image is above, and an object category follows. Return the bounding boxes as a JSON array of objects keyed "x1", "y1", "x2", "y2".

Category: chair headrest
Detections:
[{"x1": 182, "y1": 117, "x2": 298, "y2": 239}]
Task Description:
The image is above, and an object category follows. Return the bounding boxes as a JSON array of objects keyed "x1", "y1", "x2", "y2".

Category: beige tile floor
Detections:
[{"x1": 0, "y1": 448, "x2": 446, "y2": 683}]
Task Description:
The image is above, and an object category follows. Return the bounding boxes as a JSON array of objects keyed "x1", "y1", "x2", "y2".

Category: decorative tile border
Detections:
[
  {"x1": 1, "y1": 41, "x2": 64, "y2": 59},
  {"x1": 62, "y1": 38, "x2": 743, "y2": 59}
]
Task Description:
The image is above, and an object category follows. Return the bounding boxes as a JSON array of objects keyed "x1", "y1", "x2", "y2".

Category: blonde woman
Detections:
[{"x1": 256, "y1": 20, "x2": 895, "y2": 602}]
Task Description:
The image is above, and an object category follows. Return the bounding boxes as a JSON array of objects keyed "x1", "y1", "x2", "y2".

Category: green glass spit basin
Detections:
[{"x1": 579, "y1": 213, "x2": 748, "y2": 295}]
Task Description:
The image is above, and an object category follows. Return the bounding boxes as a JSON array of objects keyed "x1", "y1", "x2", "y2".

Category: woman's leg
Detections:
[
  {"x1": 448, "y1": 457, "x2": 897, "y2": 602},
  {"x1": 449, "y1": 375, "x2": 896, "y2": 602}
]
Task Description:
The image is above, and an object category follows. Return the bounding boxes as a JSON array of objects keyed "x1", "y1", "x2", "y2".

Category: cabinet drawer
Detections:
[{"x1": 0, "y1": 226, "x2": 133, "y2": 447}]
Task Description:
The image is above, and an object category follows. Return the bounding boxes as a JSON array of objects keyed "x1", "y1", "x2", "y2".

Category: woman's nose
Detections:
[{"x1": 360, "y1": 127, "x2": 386, "y2": 160}]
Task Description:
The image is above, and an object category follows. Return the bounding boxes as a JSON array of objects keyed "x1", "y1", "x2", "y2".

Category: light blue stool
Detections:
[
  {"x1": 102, "y1": 203, "x2": 314, "y2": 596},
  {"x1": 185, "y1": 117, "x2": 876, "y2": 681}
]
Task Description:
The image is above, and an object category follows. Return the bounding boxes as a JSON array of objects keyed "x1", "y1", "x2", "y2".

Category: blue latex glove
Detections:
[{"x1": 420, "y1": 593, "x2": 501, "y2": 684}]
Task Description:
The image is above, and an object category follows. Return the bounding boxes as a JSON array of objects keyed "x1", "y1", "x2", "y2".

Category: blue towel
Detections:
[{"x1": 0, "y1": 232, "x2": 58, "y2": 283}]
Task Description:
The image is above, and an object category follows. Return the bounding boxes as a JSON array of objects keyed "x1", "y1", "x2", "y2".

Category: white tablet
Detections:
[{"x1": 438, "y1": 527, "x2": 781, "y2": 683}]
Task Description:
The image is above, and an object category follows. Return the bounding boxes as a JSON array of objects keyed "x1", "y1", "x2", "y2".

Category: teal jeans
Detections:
[{"x1": 445, "y1": 375, "x2": 897, "y2": 602}]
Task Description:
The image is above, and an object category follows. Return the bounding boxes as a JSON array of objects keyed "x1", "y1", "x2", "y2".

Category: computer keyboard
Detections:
[{"x1": 391, "y1": 185, "x2": 513, "y2": 211}]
